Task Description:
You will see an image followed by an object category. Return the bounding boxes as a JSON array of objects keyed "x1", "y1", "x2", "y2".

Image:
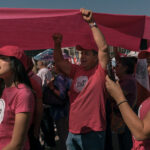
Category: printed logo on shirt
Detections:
[
  {"x1": 74, "y1": 76, "x2": 88, "y2": 92},
  {"x1": 0, "y1": 99, "x2": 5, "y2": 124}
]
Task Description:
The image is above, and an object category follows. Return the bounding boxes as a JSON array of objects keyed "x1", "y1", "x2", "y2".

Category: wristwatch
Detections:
[{"x1": 89, "y1": 22, "x2": 97, "y2": 28}]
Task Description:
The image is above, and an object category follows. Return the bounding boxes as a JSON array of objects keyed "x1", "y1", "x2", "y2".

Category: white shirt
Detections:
[{"x1": 37, "y1": 68, "x2": 52, "y2": 87}]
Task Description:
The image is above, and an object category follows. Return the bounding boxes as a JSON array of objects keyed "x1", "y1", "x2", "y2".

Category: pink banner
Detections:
[
  {"x1": 0, "y1": 8, "x2": 149, "y2": 51},
  {"x1": 143, "y1": 16, "x2": 150, "y2": 40}
]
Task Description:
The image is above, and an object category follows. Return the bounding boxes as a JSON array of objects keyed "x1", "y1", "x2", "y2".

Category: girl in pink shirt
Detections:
[
  {"x1": 0, "y1": 46, "x2": 35, "y2": 150},
  {"x1": 106, "y1": 75, "x2": 150, "y2": 150}
]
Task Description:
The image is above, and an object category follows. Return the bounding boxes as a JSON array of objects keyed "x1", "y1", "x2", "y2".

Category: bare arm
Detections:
[
  {"x1": 106, "y1": 75, "x2": 150, "y2": 140},
  {"x1": 2, "y1": 113, "x2": 31, "y2": 150},
  {"x1": 80, "y1": 8, "x2": 109, "y2": 69},
  {"x1": 118, "y1": 101, "x2": 150, "y2": 140},
  {"x1": 53, "y1": 33, "x2": 72, "y2": 77}
]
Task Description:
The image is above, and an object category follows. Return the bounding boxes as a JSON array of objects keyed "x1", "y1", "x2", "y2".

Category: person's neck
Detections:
[{"x1": 5, "y1": 80, "x2": 16, "y2": 88}]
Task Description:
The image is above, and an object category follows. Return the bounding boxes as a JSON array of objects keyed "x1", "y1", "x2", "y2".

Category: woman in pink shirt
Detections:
[
  {"x1": 0, "y1": 46, "x2": 35, "y2": 150},
  {"x1": 106, "y1": 75, "x2": 150, "y2": 150}
]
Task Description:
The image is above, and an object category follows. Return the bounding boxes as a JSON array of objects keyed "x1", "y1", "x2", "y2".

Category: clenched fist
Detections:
[
  {"x1": 52, "y1": 33, "x2": 63, "y2": 45},
  {"x1": 80, "y1": 8, "x2": 94, "y2": 23}
]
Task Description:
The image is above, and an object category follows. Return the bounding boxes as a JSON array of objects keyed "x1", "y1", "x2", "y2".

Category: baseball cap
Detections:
[
  {"x1": 76, "y1": 45, "x2": 98, "y2": 52},
  {"x1": 138, "y1": 47, "x2": 150, "y2": 59},
  {"x1": 0, "y1": 45, "x2": 28, "y2": 69}
]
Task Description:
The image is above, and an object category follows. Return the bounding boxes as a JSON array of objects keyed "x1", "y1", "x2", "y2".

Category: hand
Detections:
[
  {"x1": 48, "y1": 81, "x2": 55, "y2": 90},
  {"x1": 52, "y1": 33, "x2": 63, "y2": 45},
  {"x1": 105, "y1": 75, "x2": 126, "y2": 103},
  {"x1": 80, "y1": 8, "x2": 94, "y2": 23}
]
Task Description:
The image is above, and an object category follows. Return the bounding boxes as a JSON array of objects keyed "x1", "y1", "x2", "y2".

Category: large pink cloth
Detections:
[{"x1": 0, "y1": 8, "x2": 149, "y2": 51}]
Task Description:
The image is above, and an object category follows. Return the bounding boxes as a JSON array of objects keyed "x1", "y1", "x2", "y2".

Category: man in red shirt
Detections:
[{"x1": 52, "y1": 8, "x2": 109, "y2": 150}]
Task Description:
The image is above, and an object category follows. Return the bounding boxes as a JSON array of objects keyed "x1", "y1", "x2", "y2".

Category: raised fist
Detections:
[
  {"x1": 80, "y1": 8, "x2": 94, "y2": 23},
  {"x1": 52, "y1": 33, "x2": 63, "y2": 44}
]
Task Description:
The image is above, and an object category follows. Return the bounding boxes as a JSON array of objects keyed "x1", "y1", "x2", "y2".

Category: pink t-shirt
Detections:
[
  {"x1": 69, "y1": 64, "x2": 106, "y2": 134},
  {"x1": 0, "y1": 84, "x2": 35, "y2": 150},
  {"x1": 132, "y1": 97, "x2": 150, "y2": 150}
]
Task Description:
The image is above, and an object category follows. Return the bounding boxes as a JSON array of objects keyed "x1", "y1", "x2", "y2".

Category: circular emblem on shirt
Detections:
[
  {"x1": 74, "y1": 76, "x2": 88, "y2": 92},
  {"x1": 0, "y1": 99, "x2": 5, "y2": 124}
]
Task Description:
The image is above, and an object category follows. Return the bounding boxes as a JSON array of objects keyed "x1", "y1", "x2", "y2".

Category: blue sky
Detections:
[{"x1": 0, "y1": 0, "x2": 150, "y2": 16}]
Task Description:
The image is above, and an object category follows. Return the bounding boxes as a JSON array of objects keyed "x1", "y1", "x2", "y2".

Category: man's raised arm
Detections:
[
  {"x1": 80, "y1": 8, "x2": 109, "y2": 69},
  {"x1": 52, "y1": 33, "x2": 72, "y2": 76}
]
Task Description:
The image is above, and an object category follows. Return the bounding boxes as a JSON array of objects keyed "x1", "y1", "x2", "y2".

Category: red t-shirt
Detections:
[
  {"x1": 69, "y1": 64, "x2": 106, "y2": 134},
  {"x1": 132, "y1": 97, "x2": 150, "y2": 150},
  {"x1": 28, "y1": 71, "x2": 42, "y2": 99},
  {"x1": 0, "y1": 84, "x2": 35, "y2": 150}
]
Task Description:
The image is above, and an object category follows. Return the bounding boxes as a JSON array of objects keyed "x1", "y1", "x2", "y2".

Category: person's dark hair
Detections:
[
  {"x1": 0, "y1": 56, "x2": 33, "y2": 97},
  {"x1": 0, "y1": 79, "x2": 5, "y2": 97},
  {"x1": 10, "y1": 56, "x2": 32, "y2": 88},
  {"x1": 120, "y1": 57, "x2": 137, "y2": 74},
  {"x1": 26, "y1": 56, "x2": 34, "y2": 73}
]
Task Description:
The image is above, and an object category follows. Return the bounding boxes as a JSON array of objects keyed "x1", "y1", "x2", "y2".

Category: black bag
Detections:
[{"x1": 43, "y1": 86, "x2": 65, "y2": 106}]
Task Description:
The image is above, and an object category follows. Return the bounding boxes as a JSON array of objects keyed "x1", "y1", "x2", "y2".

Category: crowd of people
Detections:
[{"x1": 0, "y1": 8, "x2": 150, "y2": 150}]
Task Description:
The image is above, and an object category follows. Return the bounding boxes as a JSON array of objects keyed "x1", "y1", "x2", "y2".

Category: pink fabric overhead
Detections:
[
  {"x1": 143, "y1": 16, "x2": 150, "y2": 40},
  {"x1": 0, "y1": 8, "x2": 149, "y2": 51},
  {"x1": 147, "y1": 40, "x2": 150, "y2": 48}
]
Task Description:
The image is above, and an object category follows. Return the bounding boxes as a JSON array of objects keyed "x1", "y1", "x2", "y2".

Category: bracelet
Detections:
[
  {"x1": 117, "y1": 100, "x2": 128, "y2": 107},
  {"x1": 89, "y1": 22, "x2": 97, "y2": 28}
]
